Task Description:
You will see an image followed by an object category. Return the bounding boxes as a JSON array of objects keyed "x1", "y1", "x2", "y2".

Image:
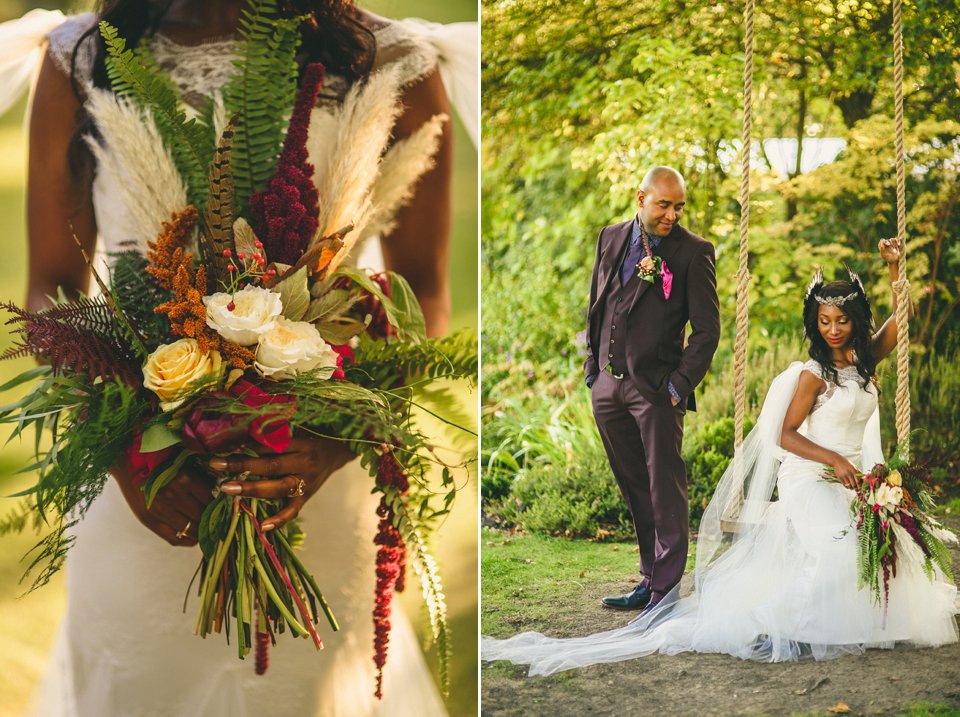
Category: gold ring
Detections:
[
  {"x1": 176, "y1": 521, "x2": 192, "y2": 540},
  {"x1": 287, "y1": 477, "x2": 306, "y2": 498}
]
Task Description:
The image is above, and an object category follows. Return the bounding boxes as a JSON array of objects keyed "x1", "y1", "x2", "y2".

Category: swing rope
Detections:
[
  {"x1": 732, "y1": 0, "x2": 755, "y2": 470},
  {"x1": 732, "y1": 0, "x2": 912, "y2": 481},
  {"x1": 891, "y1": 0, "x2": 912, "y2": 459}
]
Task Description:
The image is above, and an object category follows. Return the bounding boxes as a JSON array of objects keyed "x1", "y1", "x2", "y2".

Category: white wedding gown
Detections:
[
  {"x1": 0, "y1": 10, "x2": 476, "y2": 717},
  {"x1": 482, "y1": 360, "x2": 958, "y2": 675}
]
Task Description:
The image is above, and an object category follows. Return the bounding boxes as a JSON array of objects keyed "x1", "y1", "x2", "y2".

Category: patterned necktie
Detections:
[{"x1": 619, "y1": 237, "x2": 645, "y2": 286}]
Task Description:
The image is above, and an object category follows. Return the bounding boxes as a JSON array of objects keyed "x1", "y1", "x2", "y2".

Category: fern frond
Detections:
[
  {"x1": 109, "y1": 250, "x2": 173, "y2": 351},
  {"x1": 1, "y1": 298, "x2": 141, "y2": 385},
  {"x1": 221, "y1": 1, "x2": 302, "y2": 213},
  {"x1": 351, "y1": 330, "x2": 478, "y2": 387},
  {"x1": 919, "y1": 525, "x2": 955, "y2": 582},
  {"x1": 100, "y1": 21, "x2": 212, "y2": 210},
  {"x1": 385, "y1": 487, "x2": 450, "y2": 696},
  {"x1": 0, "y1": 377, "x2": 148, "y2": 590}
]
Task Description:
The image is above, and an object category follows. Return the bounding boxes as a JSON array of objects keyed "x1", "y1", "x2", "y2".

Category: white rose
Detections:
[
  {"x1": 255, "y1": 317, "x2": 339, "y2": 380},
  {"x1": 874, "y1": 483, "x2": 903, "y2": 511},
  {"x1": 203, "y1": 285, "x2": 283, "y2": 346},
  {"x1": 142, "y1": 339, "x2": 222, "y2": 410},
  {"x1": 887, "y1": 485, "x2": 904, "y2": 508}
]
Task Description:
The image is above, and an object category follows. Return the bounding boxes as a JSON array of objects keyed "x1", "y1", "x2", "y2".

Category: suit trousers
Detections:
[{"x1": 590, "y1": 369, "x2": 688, "y2": 599}]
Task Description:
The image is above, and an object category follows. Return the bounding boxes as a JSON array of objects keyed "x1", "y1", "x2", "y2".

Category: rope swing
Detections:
[
  {"x1": 891, "y1": 0, "x2": 912, "y2": 459},
  {"x1": 730, "y1": 0, "x2": 913, "y2": 491},
  {"x1": 732, "y1": 0, "x2": 754, "y2": 472}
]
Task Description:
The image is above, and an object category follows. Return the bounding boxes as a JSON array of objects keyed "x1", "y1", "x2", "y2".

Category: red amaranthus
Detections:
[
  {"x1": 372, "y1": 449, "x2": 410, "y2": 698},
  {"x1": 249, "y1": 63, "x2": 324, "y2": 265}
]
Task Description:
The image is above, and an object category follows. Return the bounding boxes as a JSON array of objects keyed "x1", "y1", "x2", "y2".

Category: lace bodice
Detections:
[
  {"x1": 46, "y1": 12, "x2": 439, "y2": 100},
  {"x1": 799, "y1": 359, "x2": 878, "y2": 460},
  {"x1": 44, "y1": 13, "x2": 449, "y2": 268}
]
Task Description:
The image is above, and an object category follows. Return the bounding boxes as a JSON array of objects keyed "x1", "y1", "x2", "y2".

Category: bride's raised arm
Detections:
[{"x1": 871, "y1": 237, "x2": 913, "y2": 363}]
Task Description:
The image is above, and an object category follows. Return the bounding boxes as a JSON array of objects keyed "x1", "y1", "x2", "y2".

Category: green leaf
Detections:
[
  {"x1": 272, "y1": 265, "x2": 310, "y2": 321},
  {"x1": 140, "y1": 423, "x2": 181, "y2": 452},
  {"x1": 314, "y1": 318, "x2": 368, "y2": 345},
  {"x1": 385, "y1": 272, "x2": 427, "y2": 343},
  {"x1": 144, "y1": 450, "x2": 191, "y2": 508},
  {"x1": 303, "y1": 289, "x2": 357, "y2": 323}
]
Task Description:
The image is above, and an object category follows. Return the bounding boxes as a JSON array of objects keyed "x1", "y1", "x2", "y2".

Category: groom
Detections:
[{"x1": 584, "y1": 166, "x2": 720, "y2": 611}]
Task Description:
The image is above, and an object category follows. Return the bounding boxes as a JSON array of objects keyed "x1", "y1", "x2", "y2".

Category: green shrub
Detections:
[
  {"x1": 486, "y1": 448, "x2": 633, "y2": 541},
  {"x1": 684, "y1": 416, "x2": 756, "y2": 524}
]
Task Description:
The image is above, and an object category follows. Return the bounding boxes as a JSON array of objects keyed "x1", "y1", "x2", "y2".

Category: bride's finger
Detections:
[
  {"x1": 261, "y1": 495, "x2": 307, "y2": 532},
  {"x1": 210, "y1": 453, "x2": 299, "y2": 476},
  {"x1": 220, "y1": 475, "x2": 303, "y2": 500}
]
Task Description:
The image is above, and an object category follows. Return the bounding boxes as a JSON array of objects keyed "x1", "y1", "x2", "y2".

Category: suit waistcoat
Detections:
[{"x1": 598, "y1": 262, "x2": 645, "y2": 374}]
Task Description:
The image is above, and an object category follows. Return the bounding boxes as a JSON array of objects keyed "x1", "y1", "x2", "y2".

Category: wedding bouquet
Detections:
[
  {"x1": 822, "y1": 452, "x2": 955, "y2": 611},
  {"x1": 0, "y1": 1, "x2": 474, "y2": 698}
]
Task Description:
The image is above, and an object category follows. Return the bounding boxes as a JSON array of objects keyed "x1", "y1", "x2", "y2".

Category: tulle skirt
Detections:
[{"x1": 481, "y1": 454, "x2": 958, "y2": 675}]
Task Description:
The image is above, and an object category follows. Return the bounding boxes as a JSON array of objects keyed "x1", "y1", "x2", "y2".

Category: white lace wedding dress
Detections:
[
  {"x1": 482, "y1": 360, "x2": 958, "y2": 674},
  {"x1": 0, "y1": 10, "x2": 476, "y2": 717}
]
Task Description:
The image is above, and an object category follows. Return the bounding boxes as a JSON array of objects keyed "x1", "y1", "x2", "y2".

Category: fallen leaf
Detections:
[
  {"x1": 610, "y1": 546, "x2": 619, "y2": 551},
  {"x1": 579, "y1": 571, "x2": 585, "y2": 578},
  {"x1": 828, "y1": 703, "x2": 851, "y2": 714}
]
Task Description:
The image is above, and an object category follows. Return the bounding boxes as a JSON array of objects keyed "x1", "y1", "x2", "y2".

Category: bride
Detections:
[
  {"x1": 4, "y1": 1, "x2": 475, "y2": 715},
  {"x1": 482, "y1": 238, "x2": 958, "y2": 675}
]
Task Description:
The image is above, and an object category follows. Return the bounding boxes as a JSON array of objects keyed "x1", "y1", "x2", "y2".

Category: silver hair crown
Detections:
[{"x1": 814, "y1": 292, "x2": 858, "y2": 307}]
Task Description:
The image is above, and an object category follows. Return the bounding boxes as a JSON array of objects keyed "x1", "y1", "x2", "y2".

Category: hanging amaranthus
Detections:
[{"x1": 372, "y1": 449, "x2": 410, "y2": 698}]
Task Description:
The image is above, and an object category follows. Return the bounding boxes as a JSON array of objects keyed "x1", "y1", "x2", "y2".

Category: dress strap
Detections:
[
  {"x1": 374, "y1": 19, "x2": 478, "y2": 147},
  {"x1": 0, "y1": 9, "x2": 70, "y2": 115},
  {"x1": 45, "y1": 12, "x2": 97, "y2": 93}
]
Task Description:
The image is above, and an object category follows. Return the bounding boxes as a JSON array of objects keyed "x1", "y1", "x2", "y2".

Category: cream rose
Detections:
[
  {"x1": 875, "y1": 483, "x2": 904, "y2": 511},
  {"x1": 143, "y1": 339, "x2": 223, "y2": 410},
  {"x1": 254, "y1": 317, "x2": 339, "y2": 380},
  {"x1": 203, "y1": 285, "x2": 283, "y2": 346}
]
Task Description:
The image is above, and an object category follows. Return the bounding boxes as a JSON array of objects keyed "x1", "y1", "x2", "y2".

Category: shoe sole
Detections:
[{"x1": 599, "y1": 601, "x2": 650, "y2": 610}]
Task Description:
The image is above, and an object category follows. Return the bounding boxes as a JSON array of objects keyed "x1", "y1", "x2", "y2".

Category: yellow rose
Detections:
[
  {"x1": 886, "y1": 469, "x2": 902, "y2": 487},
  {"x1": 142, "y1": 339, "x2": 222, "y2": 410}
]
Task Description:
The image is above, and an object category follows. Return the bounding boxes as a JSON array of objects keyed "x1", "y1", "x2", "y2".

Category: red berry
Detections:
[
  {"x1": 222, "y1": 249, "x2": 232, "y2": 258},
  {"x1": 254, "y1": 240, "x2": 263, "y2": 249},
  {"x1": 228, "y1": 264, "x2": 236, "y2": 272},
  {"x1": 227, "y1": 301, "x2": 236, "y2": 311},
  {"x1": 238, "y1": 252, "x2": 247, "y2": 260}
]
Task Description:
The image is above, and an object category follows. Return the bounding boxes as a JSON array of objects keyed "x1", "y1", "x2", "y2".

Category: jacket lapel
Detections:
[
  {"x1": 590, "y1": 221, "x2": 632, "y2": 316},
  {"x1": 627, "y1": 227, "x2": 685, "y2": 314}
]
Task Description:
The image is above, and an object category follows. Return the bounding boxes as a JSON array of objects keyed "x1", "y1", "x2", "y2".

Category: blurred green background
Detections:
[{"x1": 0, "y1": 2, "x2": 477, "y2": 716}]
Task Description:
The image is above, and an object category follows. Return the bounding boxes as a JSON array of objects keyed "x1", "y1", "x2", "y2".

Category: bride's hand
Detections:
[
  {"x1": 879, "y1": 237, "x2": 901, "y2": 265},
  {"x1": 111, "y1": 462, "x2": 213, "y2": 547},
  {"x1": 209, "y1": 436, "x2": 355, "y2": 531},
  {"x1": 829, "y1": 454, "x2": 860, "y2": 490}
]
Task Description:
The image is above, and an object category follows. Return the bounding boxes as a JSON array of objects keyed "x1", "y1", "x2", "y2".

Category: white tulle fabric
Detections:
[
  {"x1": 482, "y1": 361, "x2": 958, "y2": 675},
  {"x1": 0, "y1": 10, "x2": 480, "y2": 717}
]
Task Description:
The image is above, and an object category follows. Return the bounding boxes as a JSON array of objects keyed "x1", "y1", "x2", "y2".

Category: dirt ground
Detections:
[{"x1": 481, "y1": 514, "x2": 960, "y2": 717}]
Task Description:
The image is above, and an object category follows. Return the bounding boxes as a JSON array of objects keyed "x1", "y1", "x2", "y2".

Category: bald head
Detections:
[
  {"x1": 637, "y1": 166, "x2": 686, "y2": 236},
  {"x1": 639, "y1": 166, "x2": 685, "y2": 194}
]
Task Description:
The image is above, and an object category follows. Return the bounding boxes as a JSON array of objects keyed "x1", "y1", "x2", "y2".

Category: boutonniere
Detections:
[{"x1": 635, "y1": 223, "x2": 674, "y2": 300}]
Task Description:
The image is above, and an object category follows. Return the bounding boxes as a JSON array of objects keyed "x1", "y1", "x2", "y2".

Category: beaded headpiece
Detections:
[{"x1": 803, "y1": 266, "x2": 872, "y2": 320}]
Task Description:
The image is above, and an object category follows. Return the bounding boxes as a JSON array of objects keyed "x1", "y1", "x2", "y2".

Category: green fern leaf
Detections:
[
  {"x1": 100, "y1": 21, "x2": 213, "y2": 210},
  {"x1": 221, "y1": 0, "x2": 303, "y2": 213}
]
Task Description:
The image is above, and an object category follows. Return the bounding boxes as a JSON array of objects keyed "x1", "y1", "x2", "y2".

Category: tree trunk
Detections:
[{"x1": 786, "y1": 82, "x2": 807, "y2": 220}]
